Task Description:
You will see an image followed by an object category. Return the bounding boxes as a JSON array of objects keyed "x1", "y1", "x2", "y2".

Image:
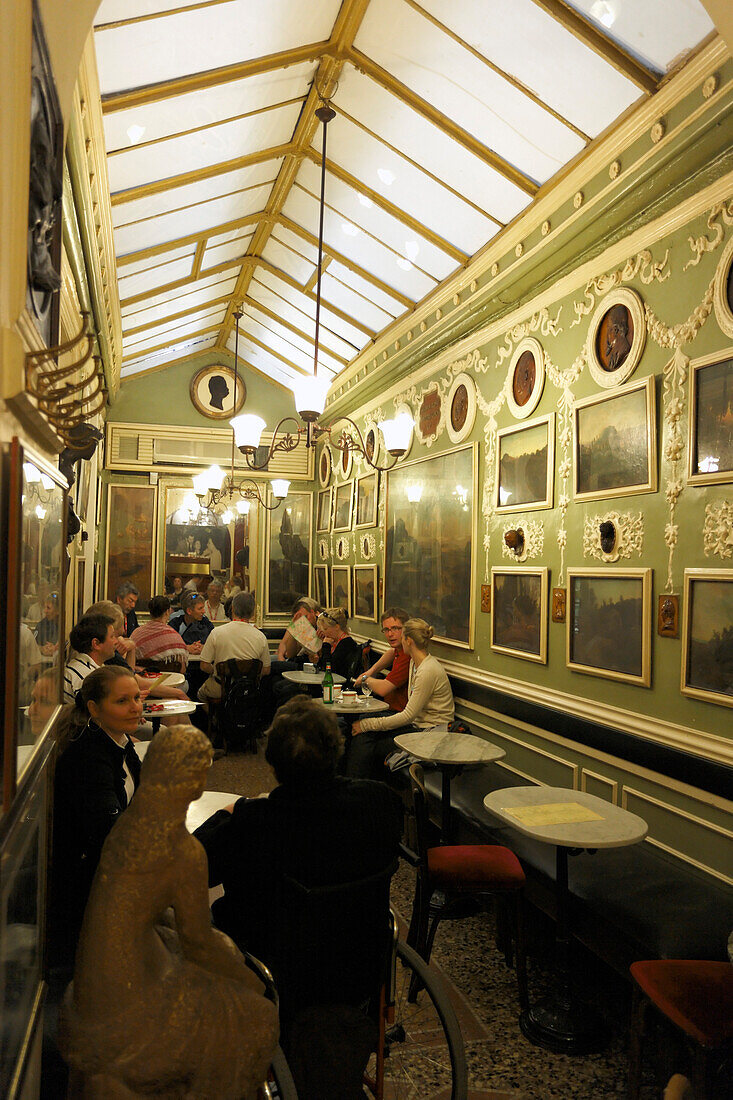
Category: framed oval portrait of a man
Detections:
[
  {"x1": 587, "y1": 288, "x2": 646, "y2": 389},
  {"x1": 190, "y1": 364, "x2": 246, "y2": 419},
  {"x1": 506, "y1": 339, "x2": 545, "y2": 419}
]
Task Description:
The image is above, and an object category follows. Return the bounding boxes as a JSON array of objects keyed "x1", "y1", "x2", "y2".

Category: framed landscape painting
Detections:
[
  {"x1": 681, "y1": 569, "x2": 733, "y2": 707},
  {"x1": 574, "y1": 376, "x2": 656, "y2": 502},
  {"x1": 491, "y1": 567, "x2": 548, "y2": 663},
  {"x1": 687, "y1": 354, "x2": 733, "y2": 485},
  {"x1": 355, "y1": 472, "x2": 378, "y2": 529},
  {"x1": 316, "y1": 487, "x2": 332, "y2": 533},
  {"x1": 495, "y1": 414, "x2": 554, "y2": 513},
  {"x1": 313, "y1": 564, "x2": 329, "y2": 609},
  {"x1": 567, "y1": 568, "x2": 652, "y2": 686},
  {"x1": 354, "y1": 565, "x2": 378, "y2": 622},
  {"x1": 331, "y1": 565, "x2": 351, "y2": 617}
]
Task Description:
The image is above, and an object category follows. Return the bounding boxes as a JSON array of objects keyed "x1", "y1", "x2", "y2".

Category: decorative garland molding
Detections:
[
  {"x1": 571, "y1": 252, "x2": 669, "y2": 330},
  {"x1": 703, "y1": 500, "x2": 733, "y2": 559},
  {"x1": 583, "y1": 511, "x2": 644, "y2": 562},
  {"x1": 439, "y1": 657, "x2": 733, "y2": 767},
  {"x1": 501, "y1": 519, "x2": 544, "y2": 562},
  {"x1": 684, "y1": 197, "x2": 733, "y2": 269}
]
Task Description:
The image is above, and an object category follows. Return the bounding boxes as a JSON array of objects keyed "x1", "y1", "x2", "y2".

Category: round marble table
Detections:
[
  {"x1": 484, "y1": 785, "x2": 648, "y2": 1054},
  {"x1": 395, "y1": 729, "x2": 505, "y2": 841},
  {"x1": 282, "y1": 669, "x2": 346, "y2": 686},
  {"x1": 142, "y1": 700, "x2": 201, "y2": 718},
  {"x1": 323, "y1": 696, "x2": 389, "y2": 716}
]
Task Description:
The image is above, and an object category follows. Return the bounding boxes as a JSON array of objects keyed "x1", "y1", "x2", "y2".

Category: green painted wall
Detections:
[{"x1": 106, "y1": 350, "x2": 295, "y2": 428}]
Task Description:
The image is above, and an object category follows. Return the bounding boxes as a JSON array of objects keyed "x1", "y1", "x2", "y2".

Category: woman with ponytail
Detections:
[{"x1": 49, "y1": 665, "x2": 144, "y2": 967}]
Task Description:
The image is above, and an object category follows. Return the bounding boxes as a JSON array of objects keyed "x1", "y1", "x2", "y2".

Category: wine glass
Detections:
[{"x1": 361, "y1": 680, "x2": 372, "y2": 699}]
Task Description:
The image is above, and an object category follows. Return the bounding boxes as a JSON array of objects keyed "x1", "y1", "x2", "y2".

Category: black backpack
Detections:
[{"x1": 220, "y1": 664, "x2": 263, "y2": 752}]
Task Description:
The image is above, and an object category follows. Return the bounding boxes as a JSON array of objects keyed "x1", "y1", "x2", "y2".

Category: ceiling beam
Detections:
[
  {"x1": 242, "y1": 295, "x2": 355, "y2": 363},
  {"x1": 348, "y1": 48, "x2": 539, "y2": 195},
  {"x1": 117, "y1": 211, "x2": 263, "y2": 265},
  {"x1": 528, "y1": 0, "x2": 658, "y2": 93},
  {"x1": 234, "y1": 327, "x2": 315, "y2": 379},
  {"x1": 218, "y1": 0, "x2": 374, "y2": 349},
  {"x1": 101, "y1": 41, "x2": 329, "y2": 113},
  {"x1": 95, "y1": 1, "x2": 231, "y2": 33},
  {"x1": 304, "y1": 149, "x2": 470, "y2": 264},
  {"x1": 110, "y1": 144, "x2": 292, "y2": 206},
  {"x1": 122, "y1": 322, "x2": 221, "y2": 361},
  {"x1": 248, "y1": 258, "x2": 376, "y2": 337},
  {"x1": 123, "y1": 293, "x2": 232, "y2": 336}
]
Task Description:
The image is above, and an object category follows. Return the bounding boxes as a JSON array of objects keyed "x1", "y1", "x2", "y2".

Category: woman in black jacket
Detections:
[
  {"x1": 49, "y1": 665, "x2": 143, "y2": 967},
  {"x1": 316, "y1": 607, "x2": 360, "y2": 681}
]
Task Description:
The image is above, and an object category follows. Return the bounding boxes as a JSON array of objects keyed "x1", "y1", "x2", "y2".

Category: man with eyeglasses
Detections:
[{"x1": 355, "y1": 606, "x2": 410, "y2": 711}]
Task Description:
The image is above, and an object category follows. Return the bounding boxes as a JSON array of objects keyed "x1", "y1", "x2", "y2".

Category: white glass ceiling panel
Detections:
[
  {"x1": 225, "y1": 331, "x2": 306, "y2": 391},
  {"x1": 117, "y1": 243, "x2": 195, "y2": 279},
  {"x1": 124, "y1": 302, "x2": 227, "y2": 338},
  {"x1": 283, "y1": 186, "x2": 435, "y2": 301},
  {"x1": 319, "y1": 272, "x2": 393, "y2": 333},
  {"x1": 322, "y1": 113, "x2": 498, "y2": 253},
  {"x1": 122, "y1": 335, "x2": 217, "y2": 374},
  {"x1": 113, "y1": 186, "x2": 269, "y2": 257},
  {"x1": 94, "y1": 0, "x2": 341, "y2": 95},
  {"x1": 118, "y1": 256, "x2": 194, "y2": 299},
  {"x1": 253, "y1": 268, "x2": 374, "y2": 349},
  {"x1": 243, "y1": 302, "x2": 354, "y2": 371},
  {"x1": 356, "y1": 0, "x2": 584, "y2": 184},
  {"x1": 566, "y1": 0, "x2": 713, "y2": 74},
  {"x1": 325, "y1": 260, "x2": 406, "y2": 320},
  {"x1": 296, "y1": 159, "x2": 457, "y2": 280},
  {"x1": 107, "y1": 103, "x2": 300, "y2": 194},
  {"x1": 416, "y1": 0, "x2": 640, "y2": 138},
  {"x1": 202, "y1": 234, "x2": 253, "y2": 271},
  {"x1": 125, "y1": 313, "x2": 224, "y2": 353},
  {"x1": 268, "y1": 225, "x2": 320, "y2": 267},
  {"x1": 120, "y1": 274, "x2": 238, "y2": 319},
  {"x1": 261, "y1": 235, "x2": 317, "y2": 285},
  {"x1": 103, "y1": 63, "x2": 313, "y2": 151},
  {"x1": 122, "y1": 292, "x2": 229, "y2": 334},
  {"x1": 250, "y1": 272, "x2": 365, "y2": 358},
  {"x1": 95, "y1": 0, "x2": 206, "y2": 25},
  {"x1": 336, "y1": 66, "x2": 531, "y2": 225},
  {"x1": 112, "y1": 161, "x2": 281, "y2": 227},
  {"x1": 241, "y1": 315, "x2": 323, "y2": 375}
]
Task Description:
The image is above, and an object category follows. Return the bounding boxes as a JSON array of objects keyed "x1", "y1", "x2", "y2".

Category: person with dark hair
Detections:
[
  {"x1": 355, "y1": 606, "x2": 411, "y2": 710},
  {"x1": 49, "y1": 665, "x2": 143, "y2": 965},
  {"x1": 116, "y1": 581, "x2": 140, "y2": 636},
  {"x1": 63, "y1": 614, "x2": 117, "y2": 702},
  {"x1": 195, "y1": 695, "x2": 403, "y2": 1097},
  {"x1": 198, "y1": 591, "x2": 270, "y2": 702},
  {"x1": 168, "y1": 592, "x2": 213, "y2": 652},
  {"x1": 130, "y1": 595, "x2": 189, "y2": 671}
]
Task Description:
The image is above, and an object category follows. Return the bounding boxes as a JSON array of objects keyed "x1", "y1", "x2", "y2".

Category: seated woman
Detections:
[
  {"x1": 60, "y1": 724, "x2": 278, "y2": 1099},
  {"x1": 130, "y1": 594, "x2": 189, "y2": 671},
  {"x1": 49, "y1": 665, "x2": 143, "y2": 967},
  {"x1": 347, "y1": 618, "x2": 454, "y2": 779},
  {"x1": 316, "y1": 607, "x2": 360, "y2": 680}
]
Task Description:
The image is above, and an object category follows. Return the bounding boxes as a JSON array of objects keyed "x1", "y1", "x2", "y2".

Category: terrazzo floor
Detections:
[{"x1": 206, "y1": 744, "x2": 664, "y2": 1100}]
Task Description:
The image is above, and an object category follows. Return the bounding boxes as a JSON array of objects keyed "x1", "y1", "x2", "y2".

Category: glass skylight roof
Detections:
[{"x1": 93, "y1": 0, "x2": 716, "y2": 385}]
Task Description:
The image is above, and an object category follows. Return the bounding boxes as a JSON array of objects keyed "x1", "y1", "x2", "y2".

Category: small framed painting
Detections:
[
  {"x1": 681, "y1": 569, "x2": 733, "y2": 708},
  {"x1": 189, "y1": 363, "x2": 246, "y2": 419},
  {"x1": 316, "y1": 487, "x2": 332, "y2": 533},
  {"x1": 355, "y1": 472, "x2": 378, "y2": 529},
  {"x1": 491, "y1": 567, "x2": 548, "y2": 663},
  {"x1": 331, "y1": 565, "x2": 351, "y2": 617},
  {"x1": 332, "y1": 480, "x2": 354, "y2": 532},
  {"x1": 313, "y1": 564, "x2": 329, "y2": 609},
  {"x1": 687, "y1": 353, "x2": 733, "y2": 485},
  {"x1": 566, "y1": 568, "x2": 652, "y2": 687},
  {"x1": 573, "y1": 376, "x2": 657, "y2": 502},
  {"x1": 496, "y1": 413, "x2": 554, "y2": 513},
  {"x1": 353, "y1": 565, "x2": 378, "y2": 622}
]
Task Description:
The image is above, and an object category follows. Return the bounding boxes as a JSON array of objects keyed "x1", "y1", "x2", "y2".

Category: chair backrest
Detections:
[
  {"x1": 217, "y1": 659, "x2": 264, "y2": 748},
  {"x1": 137, "y1": 656, "x2": 185, "y2": 675},
  {"x1": 408, "y1": 763, "x2": 432, "y2": 872},
  {"x1": 215, "y1": 657, "x2": 262, "y2": 691}
]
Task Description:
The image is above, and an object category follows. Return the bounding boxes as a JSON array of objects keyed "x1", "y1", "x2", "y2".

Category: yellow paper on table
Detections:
[{"x1": 502, "y1": 802, "x2": 603, "y2": 827}]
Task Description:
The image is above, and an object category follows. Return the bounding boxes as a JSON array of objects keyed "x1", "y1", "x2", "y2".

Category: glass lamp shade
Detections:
[
  {"x1": 293, "y1": 375, "x2": 330, "y2": 422},
  {"x1": 379, "y1": 411, "x2": 414, "y2": 455},
  {"x1": 23, "y1": 462, "x2": 41, "y2": 483},
  {"x1": 406, "y1": 482, "x2": 423, "y2": 503},
  {"x1": 221, "y1": 509, "x2": 234, "y2": 524},
  {"x1": 271, "y1": 479, "x2": 290, "y2": 499},
  {"x1": 192, "y1": 470, "x2": 210, "y2": 497},
  {"x1": 204, "y1": 464, "x2": 226, "y2": 491},
  {"x1": 231, "y1": 413, "x2": 266, "y2": 452},
  {"x1": 236, "y1": 498, "x2": 251, "y2": 515}
]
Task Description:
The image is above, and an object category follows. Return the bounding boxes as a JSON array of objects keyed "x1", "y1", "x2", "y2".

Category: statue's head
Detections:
[{"x1": 141, "y1": 724, "x2": 212, "y2": 801}]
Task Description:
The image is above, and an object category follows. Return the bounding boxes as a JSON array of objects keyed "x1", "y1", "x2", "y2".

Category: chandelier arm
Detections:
[
  {"x1": 325, "y1": 415, "x2": 398, "y2": 472},
  {"x1": 242, "y1": 416, "x2": 306, "y2": 468}
]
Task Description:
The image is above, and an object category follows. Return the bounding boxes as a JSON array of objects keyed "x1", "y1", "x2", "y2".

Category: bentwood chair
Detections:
[
  {"x1": 405, "y1": 763, "x2": 529, "y2": 1010},
  {"x1": 627, "y1": 959, "x2": 733, "y2": 1100}
]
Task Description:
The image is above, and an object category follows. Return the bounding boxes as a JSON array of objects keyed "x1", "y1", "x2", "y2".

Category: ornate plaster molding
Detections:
[
  {"x1": 703, "y1": 500, "x2": 733, "y2": 560},
  {"x1": 583, "y1": 511, "x2": 644, "y2": 562},
  {"x1": 501, "y1": 519, "x2": 544, "y2": 562},
  {"x1": 359, "y1": 532, "x2": 376, "y2": 560},
  {"x1": 318, "y1": 538, "x2": 329, "y2": 561},
  {"x1": 684, "y1": 197, "x2": 733, "y2": 270},
  {"x1": 571, "y1": 248, "x2": 669, "y2": 329},
  {"x1": 545, "y1": 349, "x2": 585, "y2": 585}
]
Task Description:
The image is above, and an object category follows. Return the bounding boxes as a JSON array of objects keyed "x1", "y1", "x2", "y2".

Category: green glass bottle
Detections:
[{"x1": 322, "y1": 662, "x2": 334, "y2": 704}]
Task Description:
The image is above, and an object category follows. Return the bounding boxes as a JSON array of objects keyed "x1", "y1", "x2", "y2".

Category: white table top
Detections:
[
  {"x1": 394, "y1": 729, "x2": 506, "y2": 766},
  {"x1": 483, "y1": 786, "x2": 648, "y2": 849},
  {"x1": 186, "y1": 789, "x2": 241, "y2": 833},
  {"x1": 142, "y1": 700, "x2": 200, "y2": 717},
  {"x1": 147, "y1": 672, "x2": 186, "y2": 687},
  {"x1": 283, "y1": 669, "x2": 346, "y2": 685},
  {"x1": 322, "y1": 696, "x2": 390, "y2": 715}
]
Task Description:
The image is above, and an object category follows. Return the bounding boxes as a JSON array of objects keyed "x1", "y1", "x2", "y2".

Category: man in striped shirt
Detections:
[{"x1": 63, "y1": 614, "x2": 118, "y2": 703}]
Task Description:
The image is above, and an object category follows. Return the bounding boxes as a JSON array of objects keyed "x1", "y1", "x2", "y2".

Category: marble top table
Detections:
[
  {"x1": 185, "y1": 789, "x2": 239, "y2": 833},
  {"x1": 140, "y1": 671, "x2": 186, "y2": 687},
  {"x1": 142, "y1": 699, "x2": 201, "y2": 718},
  {"x1": 282, "y1": 669, "x2": 346, "y2": 685},
  {"x1": 484, "y1": 786, "x2": 648, "y2": 1054},
  {"x1": 322, "y1": 696, "x2": 390, "y2": 716},
  {"x1": 396, "y1": 728, "x2": 506, "y2": 841}
]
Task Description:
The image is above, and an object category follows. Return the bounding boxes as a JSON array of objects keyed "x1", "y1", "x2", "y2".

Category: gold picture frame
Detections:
[
  {"x1": 332, "y1": 480, "x2": 354, "y2": 532},
  {"x1": 316, "y1": 487, "x2": 332, "y2": 533},
  {"x1": 331, "y1": 565, "x2": 351, "y2": 617},
  {"x1": 495, "y1": 413, "x2": 554, "y2": 513},
  {"x1": 313, "y1": 564, "x2": 329, "y2": 609},
  {"x1": 680, "y1": 569, "x2": 733, "y2": 708},
  {"x1": 353, "y1": 564, "x2": 378, "y2": 622},
  {"x1": 264, "y1": 489, "x2": 312, "y2": 618},
  {"x1": 105, "y1": 482, "x2": 157, "y2": 606},
  {"x1": 566, "y1": 568, "x2": 652, "y2": 687},
  {"x1": 354, "y1": 472, "x2": 378, "y2": 529},
  {"x1": 573, "y1": 376, "x2": 657, "y2": 502},
  {"x1": 491, "y1": 566, "x2": 548, "y2": 663},
  {"x1": 686, "y1": 350, "x2": 733, "y2": 486},
  {"x1": 189, "y1": 363, "x2": 246, "y2": 419}
]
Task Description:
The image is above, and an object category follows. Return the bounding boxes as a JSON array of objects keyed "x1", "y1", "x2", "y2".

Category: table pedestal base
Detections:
[{"x1": 520, "y1": 992, "x2": 606, "y2": 1054}]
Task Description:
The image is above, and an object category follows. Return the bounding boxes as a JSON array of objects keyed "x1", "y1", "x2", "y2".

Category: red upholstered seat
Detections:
[
  {"x1": 427, "y1": 844, "x2": 526, "y2": 891},
  {"x1": 630, "y1": 960, "x2": 733, "y2": 1048}
]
